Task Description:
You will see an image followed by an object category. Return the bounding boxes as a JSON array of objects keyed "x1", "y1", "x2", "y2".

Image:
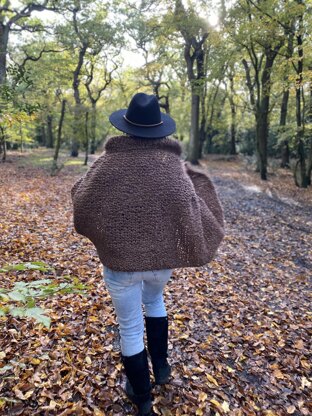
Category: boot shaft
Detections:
[
  {"x1": 145, "y1": 316, "x2": 168, "y2": 360},
  {"x1": 122, "y1": 349, "x2": 151, "y2": 403},
  {"x1": 145, "y1": 316, "x2": 171, "y2": 385}
]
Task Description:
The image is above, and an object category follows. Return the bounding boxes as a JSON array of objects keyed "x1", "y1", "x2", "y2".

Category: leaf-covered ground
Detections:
[{"x1": 0, "y1": 151, "x2": 311, "y2": 416}]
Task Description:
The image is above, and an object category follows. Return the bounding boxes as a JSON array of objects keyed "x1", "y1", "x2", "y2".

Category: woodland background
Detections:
[
  {"x1": 0, "y1": 0, "x2": 312, "y2": 185},
  {"x1": 0, "y1": 1, "x2": 311, "y2": 416}
]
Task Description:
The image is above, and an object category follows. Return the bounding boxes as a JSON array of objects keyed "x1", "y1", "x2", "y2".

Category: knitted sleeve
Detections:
[
  {"x1": 183, "y1": 161, "x2": 224, "y2": 227},
  {"x1": 183, "y1": 161, "x2": 225, "y2": 260}
]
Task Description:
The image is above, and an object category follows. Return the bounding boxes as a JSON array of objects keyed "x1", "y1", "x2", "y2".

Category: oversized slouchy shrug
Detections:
[{"x1": 71, "y1": 135, "x2": 224, "y2": 272}]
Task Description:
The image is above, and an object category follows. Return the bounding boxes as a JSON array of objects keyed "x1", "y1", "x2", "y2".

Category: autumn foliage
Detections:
[{"x1": 0, "y1": 152, "x2": 311, "y2": 415}]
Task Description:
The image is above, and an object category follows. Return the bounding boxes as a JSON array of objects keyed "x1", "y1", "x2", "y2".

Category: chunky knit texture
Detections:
[{"x1": 71, "y1": 135, "x2": 224, "y2": 272}]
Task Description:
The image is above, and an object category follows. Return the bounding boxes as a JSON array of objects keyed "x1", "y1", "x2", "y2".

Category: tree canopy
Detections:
[{"x1": 0, "y1": 0, "x2": 311, "y2": 186}]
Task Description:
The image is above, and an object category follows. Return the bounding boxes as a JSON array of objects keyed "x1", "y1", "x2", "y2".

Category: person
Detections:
[{"x1": 71, "y1": 93, "x2": 225, "y2": 416}]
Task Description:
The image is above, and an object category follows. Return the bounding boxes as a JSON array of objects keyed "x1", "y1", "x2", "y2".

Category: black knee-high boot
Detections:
[
  {"x1": 145, "y1": 316, "x2": 171, "y2": 385},
  {"x1": 122, "y1": 349, "x2": 153, "y2": 416}
]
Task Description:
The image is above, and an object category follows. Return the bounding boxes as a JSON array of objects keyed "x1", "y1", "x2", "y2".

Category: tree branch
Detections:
[
  {"x1": 8, "y1": 1, "x2": 58, "y2": 27},
  {"x1": 247, "y1": 0, "x2": 295, "y2": 35}
]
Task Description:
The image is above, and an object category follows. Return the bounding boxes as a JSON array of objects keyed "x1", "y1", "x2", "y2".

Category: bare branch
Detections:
[{"x1": 20, "y1": 47, "x2": 68, "y2": 68}]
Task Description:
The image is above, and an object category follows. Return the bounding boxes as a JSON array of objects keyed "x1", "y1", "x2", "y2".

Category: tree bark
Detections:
[
  {"x1": 19, "y1": 123, "x2": 23, "y2": 152},
  {"x1": 294, "y1": 5, "x2": 308, "y2": 187},
  {"x1": 229, "y1": 73, "x2": 237, "y2": 155},
  {"x1": 90, "y1": 101, "x2": 96, "y2": 154},
  {"x1": 175, "y1": 0, "x2": 207, "y2": 164},
  {"x1": 0, "y1": 23, "x2": 9, "y2": 84},
  {"x1": 280, "y1": 90, "x2": 290, "y2": 168},
  {"x1": 46, "y1": 114, "x2": 54, "y2": 148},
  {"x1": 51, "y1": 99, "x2": 66, "y2": 175},
  {"x1": 189, "y1": 88, "x2": 200, "y2": 163},
  {"x1": 71, "y1": 6, "x2": 88, "y2": 158},
  {"x1": 84, "y1": 111, "x2": 89, "y2": 166},
  {"x1": 243, "y1": 44, "x2": 280, "y2": 180},
  {"x1": 0, "y1": 125, "x2": 6, "y2": 162},
  {"x1": 307, "y1": 137, "x2": 312, "y2": 185},
  {"x1": 257, "y1": 50, "x2": 278, "y2": 180},
  {"x1": 307, "y1": 72, "x2": 312, "y2": 184}
]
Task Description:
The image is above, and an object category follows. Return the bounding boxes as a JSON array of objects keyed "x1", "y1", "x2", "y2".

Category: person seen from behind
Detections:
[{"x1": 71, "y1": 93, "x2": 225, "y2": 416}]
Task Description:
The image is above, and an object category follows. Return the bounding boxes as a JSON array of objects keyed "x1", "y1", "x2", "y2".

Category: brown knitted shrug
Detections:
[{"x1": 71, "y1": 135, "x2": 224, "y2": 272}]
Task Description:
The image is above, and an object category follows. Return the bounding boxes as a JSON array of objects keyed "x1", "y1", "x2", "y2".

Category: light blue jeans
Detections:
[{"x1": 103, "y1": 266, "x2": 173, "y2": 357}]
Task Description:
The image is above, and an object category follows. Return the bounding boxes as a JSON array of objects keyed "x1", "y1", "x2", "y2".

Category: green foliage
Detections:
[
  {"x1": 0, "y1": 262, "x2": 89, "y2": 328},
  {"x1": 2, "y1": 0, "x2": 311, "y2": 182},
  {"x1": 0, "y1": 65, "x2": 40, "y2": 116}
]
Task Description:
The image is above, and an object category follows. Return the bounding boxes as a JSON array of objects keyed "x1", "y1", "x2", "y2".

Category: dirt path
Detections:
[{"x1": 0, "y1": 156, "x2": 311, "y2": 416}]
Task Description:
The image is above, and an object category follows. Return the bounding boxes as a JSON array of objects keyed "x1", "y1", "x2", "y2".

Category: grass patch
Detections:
[{"x1": 15, "y1": 148, "x2": 90, "y2": 174}]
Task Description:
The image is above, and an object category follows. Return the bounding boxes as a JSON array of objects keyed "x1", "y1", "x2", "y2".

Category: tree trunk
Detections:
[
  {"x1": 199, "y1": 119, "x2": 206, "y2": 159},
  {"x1": 306, "y1": 74, "x2": 312, "y2": 184},
  {"x1": 0, "y1": 24, "x2": 9, "y2": 84},
  {"x1": 175, "y1": 0, "x2": 207, "y2": 164},
  {"x1": 71, "y1": 43, "x2": 87, "y2": 157},
  {"x1": 280, "y1": 90, "x2": 289, "y2": 126},
  {"x1": 0, "y1": 126, "x2": 6, "y2": 162},
  {"x1": 90, "y1": 101, "x2": 96, "y2": 155},
  {"x1": 51, "y1": 99, "x2": 66, "y2": 175},
  {"x1": 84, "y1": 111, "x2": 89, "y2": 166},
  {"x1": 229, "y1": 74, "x2": 237, "y2": 155},
  {"x1": 295, "y1": 136, "x2": 308, "y2": 188},
  {"x1": 294, "y1": 84, "x2": 307, "y2": 187},
  {"x1": 46, "y1": 115, "x2": 54, "y2": 148},
  {"x1": 279, "y1": 88, "x2": 290, "y2": 168},
  {"x1": 256, "y1": 49, "x2": 279, "y2": 180},
  {"x1": 187, "y1": 89, "x2": 200, "y2": 164},
  {"x1": 294, "y1": 8, "x2": 308, "y2": 188},
  {"x1": 306, "y1": 137, "x2": 312, "y2": 185},
  {"x1": 19, "y1": 123, "x2": 23, "y2": 152},
  {"x1": 256, "y1": 108, "x2": 268, "y2": 180}
]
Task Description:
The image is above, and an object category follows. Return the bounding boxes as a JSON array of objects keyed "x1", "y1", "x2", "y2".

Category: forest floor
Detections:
[{"x1": 0, "y1": 149, "x2": 311, "y2": 416}]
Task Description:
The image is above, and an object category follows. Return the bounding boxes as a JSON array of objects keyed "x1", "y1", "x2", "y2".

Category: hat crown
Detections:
[{"x1": 125, "y1": 93, "x2": 162, "y2": 127}]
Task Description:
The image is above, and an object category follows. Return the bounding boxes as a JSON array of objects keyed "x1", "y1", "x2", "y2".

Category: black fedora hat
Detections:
[{"x1": 109, "y1": 93, "x2": 176, "y2": 139}]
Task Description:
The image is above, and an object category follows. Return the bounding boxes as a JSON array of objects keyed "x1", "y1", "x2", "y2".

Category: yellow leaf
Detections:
[
  {"x1": 300, "y1": 360, "x2": 310, "y2": 369},
  {"x1": 24, "y1": 390, "x2": 34, "y2": 399},
  {"x1": 0, "y1": 352, "x2": 6, "y2": 359},
  {"x1": 94, "y1": 409, "x2": 105, "y2": 416},
  {"x1": 210, "y1": 399, "x2": 221, "y2": 408},
  {"x1": 294, "y1": 339, "x2": 304, "y2": 349},
  {"x1": 264, "y1": 411, "x2": 278, "y2": 416},
  {"x1": 174, "y1": 314, "x2": 185, "y2": 320},
  {"x1": 196, "y1": 409, "x2": 203, "y2": 416},
  {"x1": 198, "y1": 392, "x2": 207, "y2": 402},
  {"x1": 273, "y1": 369, "x2": 284, "y2": 379},
  {"x1": 30, "y1": 358, "x2": 41, "y2": 365},
  {"x1": 226, "y1": 366, "x2": 235, "y2": 373},
  {"x1": 301, "y1": 377, "x2": 311, "y2": 389},
  {"x1": 88, "y1": 316, "x2": 99, "y2": 322},
  {"x1": 85, "y1": 356, "x2": 92, "y2": 365},
  {"x1": 221, "y1": 401, "x2": 230, "y2": 412},
  {"x1": 286, "y1": 406, "x2": 296, "y2": 414},
  {"x1": 49, "y1": 400, "x2": 57, "y2": 409},
  {"x1": 206, "y1": 374, "x2": 219, "y2": 386}
]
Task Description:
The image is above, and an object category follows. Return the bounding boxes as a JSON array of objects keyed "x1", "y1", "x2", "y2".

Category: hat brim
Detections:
[{"x1": 109, "y1": 109, "x2": 176, "y2": 139}]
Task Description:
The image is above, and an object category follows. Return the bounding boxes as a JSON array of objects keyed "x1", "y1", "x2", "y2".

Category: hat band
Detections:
[{"x1": 123, "y1": 115, "x2": 163, "y2": 127}]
